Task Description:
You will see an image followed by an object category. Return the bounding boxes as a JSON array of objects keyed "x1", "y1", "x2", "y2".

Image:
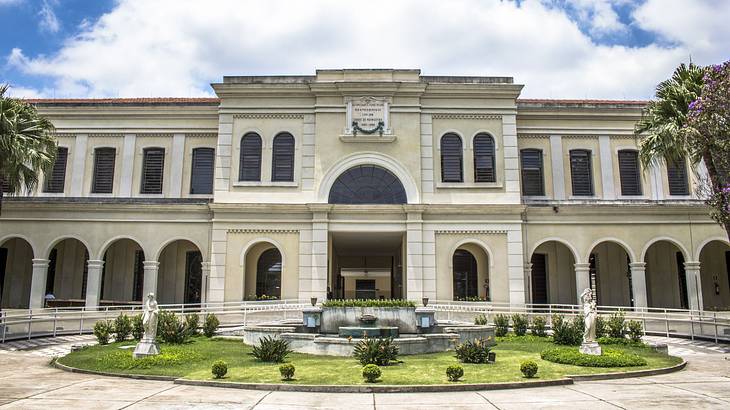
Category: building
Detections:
[{"x1": 1, "y1": 69, "x2": 729, "y2": 311}]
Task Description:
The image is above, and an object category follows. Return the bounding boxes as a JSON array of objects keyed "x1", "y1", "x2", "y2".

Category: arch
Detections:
[
  {"x1": 448, "y1": 238, "x2": 495, "y2": 270},
  {"x1": 239, "y1": 238, "x2": 286, "y2": 269},
  {"x1": 448, "y1": 239, "x2": 493, "y2": 301},
  {"x1": 272, "y1": 132, "x2": 295, "y2": 182},
  {"x1": 644, "y1": 237, "x2": 690, "y2": 309},
  {"x1": 530, "y1": 239, "x2": 578, "y2": 305},
  {"x1": 96, "y1": 235, "x2": 146, "y2": 260},
  {"x1": 43, "y1": 235, "x2": 92, "y2": 260},
  {"x1": 156, "y1": 238, "x2": 204, "y2": 304},
  {"x1": 43, "y1": 237, "x2": 91, "y2": 302},
  {"x1": 239, "y1": 238, "x2": 286, "y2": 300},
  {"x1": 529, "y1": 237, "x2": 581, "y2": 263},
  {"x1": 586, "y1": 238, "x2": 634, "y2": 307},
  {"x1": 585, "y1": 237, "x2": 636, "y2": 263},
  {"x1": 697, "y1": 238, "x2": 730, "y2": 310},
  {"x1": 0, "y1": 235, "x2": 35, "y2": 309},
  {"x1": 318, "y1": 152, "x2": 420, "y2": 204},
  {"x1": 153, "y1": 237, "x2": 206, "y2": 261},
  {"x1": 0, "y1": 234, "x2": 38, "y2": 258},
  {"x1": 239, "y1": 132, "x2": 263, "y2": 182},
  {"x1": 440, "y1": 133, "x2": 463, "y2": 182},
  {"x1": 473, "y1": 133, "x2": 496, "y2": 183},
  {"x1": 470, "y1": 130, "x2": 499, "y2": 150},
  {"x1": 256, "y1": 248, "x2": 282, "y2": 298},
  {"x1": 640, "y1": 237, "x2": 690, "y2": 261},
  {"x1": 694, "y1": 236, "x2": 730, "y2": 261},
  {"x1": 328, "y1": 164, "x2": 407, "y2": 204}
]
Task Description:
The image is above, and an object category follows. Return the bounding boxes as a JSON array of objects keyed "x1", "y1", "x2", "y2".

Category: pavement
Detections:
[{"x1": 0, "y1": 335, "x2": 728, "y2": 409}]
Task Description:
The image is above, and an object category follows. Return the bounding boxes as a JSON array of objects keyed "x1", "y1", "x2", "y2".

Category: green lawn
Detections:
[{"x1": 57, "y1": 336, "x2": 682, "y2": 385}]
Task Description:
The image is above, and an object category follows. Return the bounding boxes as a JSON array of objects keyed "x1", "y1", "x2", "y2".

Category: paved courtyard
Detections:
[{"x1": 0, "y1": 335, "x2": 728, "y2": 409}]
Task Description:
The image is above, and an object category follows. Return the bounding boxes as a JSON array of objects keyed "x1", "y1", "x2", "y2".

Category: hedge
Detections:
[{"x1": 540, "y1": 346, "x2": 647, "y2": 367}]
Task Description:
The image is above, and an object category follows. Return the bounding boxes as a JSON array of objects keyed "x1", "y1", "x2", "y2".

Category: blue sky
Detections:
[{"x1": 1, "y1": 0, "x2": 729, "y2": 99}]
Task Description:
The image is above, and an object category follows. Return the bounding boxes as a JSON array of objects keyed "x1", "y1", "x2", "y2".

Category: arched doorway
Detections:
[
  {"x1": 328, "y1": 165, "x2": 407, "y2": 204},
  {"x1": 45, "y1": 238, "x2": 89, "y2": 306},
  {"x1": 530, "y1": 241, "x2": 577, "y2": 305},
  {"x1": 698, "y1": 240, "x2": 730, "y2": 310},
  {"x1": 157, "y1": 240, "x2": 203, "y2": 305},
  {"x1": 256, "y1": 248, "x2": 282, "y2": 299},
  {"x1": 0, "y1": 237, "x2": 33, "y2": 308},
  {"x1": 587, "y1": 241, "x2": 632, "y2": 306},
  {"x1": 451, "y1": 243, "x2": 490, "y2": 301},
  {"x1": 101, "y1": 238, "x2": 145, "y2": 304},
  {"x1": 242, "y1": 242, "x2": 284, "y2": 300},
  {"x1": 645, "y1": 240, "x2": 688, "y2": 309}
]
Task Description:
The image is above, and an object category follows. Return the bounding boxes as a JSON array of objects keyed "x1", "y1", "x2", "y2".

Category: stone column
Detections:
[
  {"x1": 406, "y1": 210, "x2": 424, "y2": 300},
  {"x1": 310, "y1": 207, "x2": 329, "y2": 300},
  {"x1": 29, "y1": 259, "x2": 50, "y2": 309},
  {"x1": 684, "y1": 261, "x2": 703, "y2": 311},
  {"x1": 85, "y1": 260, "x2": 105, "y2": 308},
  {"x1": 629, "y1": 262, "x2": 648, "y2": 309},
  {"x1": 201, "y1": 261, "x2": 211, "y2": 304},
  {"x1": 523, "y1": 263, "x2": 533, "y2": 304},
  {"x1": 574, "y1": 262, "x2": 591, "y2": 302},
  {"x1": 142, "y1": 261, "x2": 160, "y2": 299}
]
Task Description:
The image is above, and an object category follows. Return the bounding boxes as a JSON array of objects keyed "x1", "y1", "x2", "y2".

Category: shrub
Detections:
[
  {"x1": 251, "y1": 336, "x2": 292, "y2": 363},
  {"x1": 93, "y1": 320, "x2": 113, "y2": 345},
  {"x1": 541, "y1": 346, "x2": 647, "y2": 367},
  {"x1": 362, "y1": 364, "x2": 381, "y2": 383},
  {"x1": 551, "y1": 314, "x2": 582, "y2": 346},
  {"x1": 113, "y1": 313, "x2": 132, "y2": 342},
  {"x1": 607, "y1": 311, "x2": 626, "y2": 338},
  {"x1": 353, "y1": 337, "x2": 399, "y2": 366},
  {"x1": 494, "y1": 314, "x2": 509, "y2": 337},
  {"x1": 446, "y1": 365, "x2": 464, "y2": 382},
  {"x1": 596, "y1": 336, "x2": 644, "y2": 346},
  {"x1": 321, "y1": 299, "x2": 415, "y2": 308},
  {"x1": 279, "y1": 363, "x2": 295, "y2": 381},
  {"x1": 531, "y1": 316, "x2": 547, "y2": 337},
  {"x1": 626, "y1": 320, "x2": 643, "y2": 342},
  {"x1": 211, "y1": 360, "x2": 228, "y2": 379},
  {"x1": 511, "y1": 314, "x2": 528, "y2": 336},
  {"x1": 454, "y1": 338, "x2": 491, "y2": 364},
  {"x1": 595, "y1": 315, "x2": 607, "y2": 338},
  {"x1": 131, "y1": 314, "x2": 144, "y2": 340},
  {"x1": 520, "y1": 360, "x2": 538, "y2": 378},
  {"x1": 203, "y1": 313, "x2": 220, "y2": 338},
  {"x1": 157, "y1": 311, "x2": 189, "y2": 344},
  {"x1": 185, "y1": 314, "x2": 200, "y2": 336},
  {"x1": 474, "y1": 314, "x2": 488, "y2": 326}
]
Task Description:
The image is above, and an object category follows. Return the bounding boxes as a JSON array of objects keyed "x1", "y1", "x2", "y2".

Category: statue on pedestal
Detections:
[
  {"x1": 133, "y1": 293, "x2": 160, "y2": 358},
  {"x1": 579, "y1": 288, "x2": 602, "y2": 356}
]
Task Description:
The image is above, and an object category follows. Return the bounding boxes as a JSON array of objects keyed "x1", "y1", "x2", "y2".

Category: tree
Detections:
[{"x1": 0, "y1": 84, "x2": 57, "y2": 215}]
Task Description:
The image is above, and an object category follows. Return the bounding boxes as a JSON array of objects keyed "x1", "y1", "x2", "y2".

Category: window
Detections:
[
  {"x1": 618, "y1": 149, "x2": 642, "y2": 196},
  {"x1": 256, "y1": 248, "x2": 282, "y2": 298},
  {"x1": 190, "y1": 147, "x2": 215, "y2": 194},
  {"x1": 91, "y1": 148, "x2": 116, "y2": 194},
  {"x1": 140, "y1": 147, "x2": 165, "y2": 194},
  {"x1": 453, "y1": 250, "x2": 478, "y2": 300},
  {"x1": 569, "y1": 149, "x2": 594, "y2": 196},
  {"x1": 43, "y1": 147, "x2": 68, "y2": 193},
  {"x1": 667, "y1": 157, "x2": 689, "y2": 196},
  {"x1": 272, "y1": 133, "x2": 295, "y2": 182},
  {"x1": 520, "y1": 149, "x2": 544, "y2": 196},
  {"x1": 440, "y1": 133, "x2": 463, "y2": 182},
  {"x1": 473, "y1": 133, "x2": 496, "y2": 182},
  {"x1": 328, "y1": 165, "x2": 407, "y2": 204},
  {"x1": 239, "y1": 133, "x2": 262, "y2": 181}
]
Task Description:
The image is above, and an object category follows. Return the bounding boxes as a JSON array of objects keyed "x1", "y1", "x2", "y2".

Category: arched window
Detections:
[
  {"x1": 440, "y1": 133, "x2": 463, "y2": 182},
  {"x1": 256, "y1": 248, "x2": 282, "y2": 298},
  {"x1": 473, "y1": 133, "x2": 496, "y2": 182},
  {"x1": 453, "y1": 249, "x2": 478, "y2": 300},
  {"x1": 239, "y1": 133, "x2": 262, "y2": 181},
  {"x1": 272, "y1": 133, "x2": 295, "y2": 182},
  {"x1": 328, "y1": 165, "x2": 407, "y2": 204}
]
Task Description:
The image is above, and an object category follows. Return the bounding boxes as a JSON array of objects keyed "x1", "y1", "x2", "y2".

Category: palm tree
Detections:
[{"x1": 0, "y1": 84, "x2": 57, "y2": 215}]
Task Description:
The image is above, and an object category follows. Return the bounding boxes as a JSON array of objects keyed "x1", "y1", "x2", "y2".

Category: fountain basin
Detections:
[
  {"x1": 338, "y1": 326, "x2": 399, "y2": 338},
  {"x1": 321, "y1": 307, "x2": 416, "y2": 334}
]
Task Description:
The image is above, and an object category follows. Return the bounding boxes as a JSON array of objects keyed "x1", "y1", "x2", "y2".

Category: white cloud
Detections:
[
  {"x1": 5, "y1": 85, "x2": 46, "y2": 99},
  {"x1": 561, "y1": 0, "x2": 629, "y2": 36},
  {"x1": 6, "y1": 0, "x2": 730, "y2": 99},
  {"x1": 38, "y1": 0, "x2": 60, "y2": 33}
]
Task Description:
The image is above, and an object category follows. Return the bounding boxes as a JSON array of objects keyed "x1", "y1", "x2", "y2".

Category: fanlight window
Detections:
[{"x1": 328, "y1": 165, "x2": 407, "y2": 204}]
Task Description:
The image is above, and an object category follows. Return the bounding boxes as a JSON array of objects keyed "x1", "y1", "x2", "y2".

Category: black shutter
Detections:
[
  {"x1": 530, "y1": 253, "x2": 548, "y2": 304},
  {"x1": 239, "y1": 133, "x2": 262, "y2": 181},
  {"x1": 141, "y1": 148, "x2": 165, "y2": 194},
  {"x1": 91, "y1": 148, "x2": 116, "y2": 194},
  {"x1": 46, "y1": 248, "x2": 57, "y2": 295},
  {"x1": 667, "y1": 157, "x2": 689, "y2": 196},
  {"x1": 190, "y1": 147, "x2": 215, "y2": 195},
  {"x1": 272, "y1": 133, "x2": 295, "y2": 182},
  {"x1": 440, "y1": 133, "x2": 463, "y2": 182},
  {"x1": 618, "y1": 150, "x2": 642, "y2": 196},
  {"x1": 473, "y1": 133, "x2": 496, "y2": 183},
  {"x1": 43, "y1": 147, "x2": 68, "y2": 193},
  {"x1": 569, "y1": 149, "x2": 594, "y2": 196},
  {"x1": 520, "y1": 149, "x2": 544, "y2": 196},
  {"x1": 132, "y1": 250, "x2": 145, "y2": 301}
]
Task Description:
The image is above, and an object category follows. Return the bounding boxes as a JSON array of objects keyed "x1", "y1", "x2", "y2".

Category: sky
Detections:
[{"x1": 1, "y1": 0, "x2": 729, "y2": 100}]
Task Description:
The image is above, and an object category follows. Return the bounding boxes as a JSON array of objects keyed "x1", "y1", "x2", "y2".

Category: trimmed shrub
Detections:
[
  {"x1": 203, "y1": 313, "x2": 220, "y2": 338},
  {"x1": 113, "y1": 313, "x2": 132, "y2": 342},
  {"x1": 454, "y1": 338, "x2": 491, "y2": 364},
  {"x1": 541, "y1": 346, "x2": 647, "y2": 367},
  {"x1": 551, "y1": 314, "x2": 582, "y2": 346},
  {"x1": 531, "y1": 316, "x2": 547, "y2": 337},
  {"x1": 131, "y1": 314, "x2": 144, "y2": 340},
  {"x1": 511, "y1": 314, "x2": 528, "y2": 336},
  {"x1": 446, "y1": 365, "x2": 464, "y2": 382},
  {"x1": 93, "y1": 320, "x2": 113, "y2": 345},
  {"x1": 626, "y1": 320, "x2": 643, "y2": 343},
  {"x1": 322, "y1": 299, "x2": 415, "y2": 308},
  {"x1": 353, "y1": 337, "x2": 399, "y2": 366},
  {"x1": 595, "y1": 315, "x2": 607, "y2": 338},
  {"x1": 211, "y1": 360, "x2": 228, "y2": 379},
  {"x1": 279, "y1": 363, "x2": 295, "y2": 381},
  {"x1": 362, "y1": 364, "x2": 381, "y2": 383},
  {"x1": 607, "y1": 311, "x2": 626, "y2": 338},
  {"x1": 474, "y1": 314, "x2": 488, "y2": 326},
  {"x1": 251, "y1": 336, "x2": 292, "y2": 363},
  {"x1": 494, "y1": 314, "x2": 509, "y2": 337},
  {"x1": 597, "y1": 336, "x2": 644, "y2": 346},
  {"x1": 520, "y1": 360, "x2": 538, "y2": 378},
  {"x1": 157, "y1": 311, "x2": 189, "y2": 344},
  {"x1": 185, "y1": 314, "x2": 200, "y2": 337}
]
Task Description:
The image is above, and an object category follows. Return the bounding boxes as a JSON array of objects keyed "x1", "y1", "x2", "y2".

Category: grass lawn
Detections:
[{"x1": 57, "y1": 336, "x2": 682, "y2": 385}]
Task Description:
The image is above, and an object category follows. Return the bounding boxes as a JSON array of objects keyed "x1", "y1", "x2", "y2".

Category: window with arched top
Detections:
[
  {"x1": 453, "y1": 249, "x2": 478, "y2": 300},
  {"x1": 272, "y1": 133, "x2": 295, "y2": 182},
  {"x1": 440, "y1": 133, "x2": 463, "y2": 182},
  {"x1": 239, "y1": 133, "x2": 262, "y2": 181},
  {"x1": 473, "y1": 133, "x2": 496, "y2": 183},
  {"x1": 256, "y1": 248, "x2": 282, "y2": 298},
  {"x1": 328, "y1": 164, "x2": 408, "y2": 204}
]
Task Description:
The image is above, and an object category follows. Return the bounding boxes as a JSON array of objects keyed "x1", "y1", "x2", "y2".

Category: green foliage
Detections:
[
  {"x1": 94, "y1": 346, "x2": 202, "y2": 370},
  {"x1": 606, "y1": 311, "x2": 626, "y2": 338},
  {"x1": 597, "y1": 336, "x2": 645, "y2": 347},
  {"x1": 626, "y1": 320, "x2": 643, "y2": 343},
  {"x1": 531, "y1": 316, "x2": 547, "y2": 337},
  {"x1": 157, "y1": 311, "x2": 189, "y2": 344},
  {"x1": 362, "y1": 364, "x2": 381, "y2": 383},
  {"x1": 131, "y1": 314, "x2": 144, "y2": 341},
  {"x1": 353, "y1": 337, "x2": 399, "y2": 366},
  {"x1": 113, "y1": 313, "x2": 132, "y2": 342},
  {"x1": 520, "y1": 360, "x2": 538, "y2": 378},
  {"x1": 551, "y1": 314, "x2": 583, "y2": 346},
  {"x1": 454, "y1": 338, "x2": 492, "y2": 364},
  {"x1": 321, "y1": 299, "x2": 415, "y2": 308},
  {"x1": 595, "y1": 315, "x2": 607, "y2": 338},
  {"x1": 203, "y1": 313, "x2": 220, "y2": 338},
  {"x1": 511, "y1": 314, "x2": 528, "y2": 336},
  {"x1": 493, "y1": 314, "x2": 509, "y2": 337},
  {"x1": 251, "y1": 336, "x2": 292, "y2": 363},
  {"x1": 279, "y1": 363, "x2": 295, "y2": 381},
  {"x1": 211, "y1": 360, "x2": 228, "y2": 379},
  {"x1": 185, "y1": 314, "x2": 200, "y2": 336},
  {"x1": 474, "y1": 314, "x2": 488, "y2": 326},
  {"x1": 93, "y1": 320, "x2": 113, "y2": 345},
  {"x1": 446, "y1": 364, "x2": 464, "y2": 382},
  {"x1": 541, "y1": 346, "x2": 647, "y2": 367}
]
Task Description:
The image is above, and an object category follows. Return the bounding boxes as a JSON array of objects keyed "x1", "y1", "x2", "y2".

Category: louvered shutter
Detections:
[
  {"x1": 618, "y1": 150, "x2": 642, "y2": 196},
  {"x1": 520, "y1": 149, "x2": 544, "y2": 196},
  {"x1": 667, "y1": 157, "x2": 689, "y2": 196},
  {"x1": 141, "y1": 148, "x2": 165, "y2": 194},
  {"x1": 190, "y1": 147, "x2": 215, "y2": 194},
  {"x1": 473, "y1": 134, "x2": 496, "y2": 183},
  {"x1": 91, "y1": 148, "x2": 116, "y2": 194},
  {"x1": 43, "y1": 147, "x2": 68, "y2": 193},
  {"x1": 272, "y1": 133, "x2": 295, "y2": 182},
  {"x1": 569, "y1": 149, "x2": 594, "y2": 196},
  {"x1": 239, "y1": 133, "x2": 262, "y2": 181},
  {"x1": 440, "y1": 134, "x2": 463, "y2": 182}
]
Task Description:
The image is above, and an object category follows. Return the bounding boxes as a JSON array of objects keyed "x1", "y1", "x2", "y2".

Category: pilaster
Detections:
[
  {"x1": 598, "y1": 135, "x2": 615, "y2": 200},
  {"x1": 684, "y1": 261, "x2": 703, "y2": 310},
  {"x1": 84, "y1": 260, "x2": 105, "y2": 308},
  {"x1": 29, "y1": 259, "x2": 50, "y2": 309},
  {"x1": 69, "y1": 134, "x2": 88, "y2": 196},
  {"x1": 629, "y1": 262, "x2": 648, "y2": 308},
  {"x1": 119, "y1": 133, "x2": 136, "y2": 197},
  {"x1": 406, "y1": 210, "x2": 424, "y2": 300},
  {"x1": 142, "y1": 261, "x2": 160, "y2": 299},
  {"x1": 549, "y1": 135, "x2": 565, "y2": 200},
  {"x1": 169, "y1": 133, "x2": 186, "y2": 197},
  {"x1": 574, "y1": 262, "x2": 591, "y2": 302}
]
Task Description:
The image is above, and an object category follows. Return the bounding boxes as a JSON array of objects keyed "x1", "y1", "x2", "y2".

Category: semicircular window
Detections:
[{"x1": 328, "y1": 165, "x2": 407, "y2": 204}]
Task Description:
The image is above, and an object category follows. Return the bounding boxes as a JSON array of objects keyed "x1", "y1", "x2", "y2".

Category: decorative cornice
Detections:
[
  {"x1": 136, "y1": 133, "x2": 174, "y2": 138},
  {"x1": 562, "y1": 134, "x2": 600, "y2": 139},
  {"x1": 435, "y1": 229, "x2": 507, "y2": 235},
  {"x1": 186, "y1": 133, "x2": 217, "y2": 138},
  {"x1": 233, "y1": 113, "x2": 304, "y2": 120},
  {"x1": 88, "y1": 133, "x2": 123, "y2": 138},
  {"x1": 432, "y1": 114, "x2": 502, "y2": 120},
  {"x1": 517, "y1": 134, "x2": 550, "y2": 139},
  {"x1": 227, "y1": 228, "x2": 299, "y2": 234}
]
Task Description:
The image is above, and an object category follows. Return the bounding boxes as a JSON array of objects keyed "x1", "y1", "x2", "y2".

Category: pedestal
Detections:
[
  {"x1": 133, "y1": 338, "x2": 160, "y2": 358},
  {"x1": 579, "y1": 342, "x2": 602, "y2": 356},
  {"x1": 302, "y1": 307, "x2": 322, "y2": 333},
  {"x1": 415, "y1": 307, "x2": 436, "y2": 332}
]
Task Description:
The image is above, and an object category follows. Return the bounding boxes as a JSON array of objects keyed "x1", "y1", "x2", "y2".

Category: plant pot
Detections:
[
  {"x1": 422, "y1": 297, "x2": 429, "y2": 307},
  {"x1": 310, "y1": 297, "x2": 318, "y2": 306},
  {"x1": 488, "y1": 351, "x2": 496, "y2": 363}
]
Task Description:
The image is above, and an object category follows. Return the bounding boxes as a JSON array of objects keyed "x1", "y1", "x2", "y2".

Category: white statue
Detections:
[
  {"x1": 579, "y1": 288, "x2": 602, "y2": 355},
  {"x1": 133, "y1": 293, "x2": 160, "y2": 358}
]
